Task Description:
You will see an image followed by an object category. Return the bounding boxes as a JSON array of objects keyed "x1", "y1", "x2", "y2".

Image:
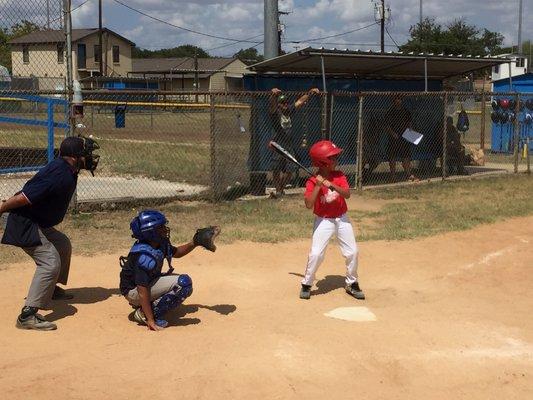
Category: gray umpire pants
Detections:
[{"x1": 22, "y1": 227, "x2": 72, "y2": 309}]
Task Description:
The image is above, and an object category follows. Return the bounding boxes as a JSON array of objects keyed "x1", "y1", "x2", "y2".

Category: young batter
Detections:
[{"x1": 300, "y1": 140, "x2": 364, "y2": 300}]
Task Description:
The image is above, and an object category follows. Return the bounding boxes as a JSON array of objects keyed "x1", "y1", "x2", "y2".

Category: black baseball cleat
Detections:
[
  {"x1": 345, "y1": 282, "x2": 365, "y2": 300},
  {"x1": 299, "y1": 284, "x2": 311, "y2": 300}
]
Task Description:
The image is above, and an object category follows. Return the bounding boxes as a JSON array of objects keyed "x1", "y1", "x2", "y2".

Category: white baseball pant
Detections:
[{"x1": 301, "y1": 214, "x2": 359, "y2": 287}]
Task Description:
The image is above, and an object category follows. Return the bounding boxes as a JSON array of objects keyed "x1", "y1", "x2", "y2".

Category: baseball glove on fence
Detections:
[{"x1": 193, "y1": 226, "x2": 221, "y2": 252}]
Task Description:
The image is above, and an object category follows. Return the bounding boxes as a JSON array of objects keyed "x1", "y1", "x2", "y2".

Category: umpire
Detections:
[{"x1": 0, "y1": 135, "x2": 99, "y2": 331}]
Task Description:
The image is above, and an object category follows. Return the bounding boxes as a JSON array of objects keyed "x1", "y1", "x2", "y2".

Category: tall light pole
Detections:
[
  {"x1": 380, "y1": 0, "x2": 385, "y2": 52},
  {"x1": 419, "y1": 0, "x2": 423, "y2": 26},
  {"x1": 517, "y1": 0, "x2": 523, "y2": 54},
  {"x1": 264, "y1": 0, "x2": 279, "y2": 59}
]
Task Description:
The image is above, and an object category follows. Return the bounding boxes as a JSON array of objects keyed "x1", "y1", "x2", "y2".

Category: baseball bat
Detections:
[{"x1": 269, "y1": 141, "x2": 338, "y2": 192}]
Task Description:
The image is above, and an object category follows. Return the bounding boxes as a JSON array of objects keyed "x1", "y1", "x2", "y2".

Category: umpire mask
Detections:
[{"x1": 59, "y1": 135, "x2": 100, "y2": 176}]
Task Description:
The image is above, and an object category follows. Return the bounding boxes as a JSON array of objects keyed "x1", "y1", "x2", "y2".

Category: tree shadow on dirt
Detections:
[{"x1": 46, "y1": 286, "x2": 121, "y2": 322}]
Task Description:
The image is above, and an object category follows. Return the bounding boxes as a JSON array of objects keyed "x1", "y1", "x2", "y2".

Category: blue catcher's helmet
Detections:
[{"x1": 130, "y1": 210, "x2": 169, "y2": 243}]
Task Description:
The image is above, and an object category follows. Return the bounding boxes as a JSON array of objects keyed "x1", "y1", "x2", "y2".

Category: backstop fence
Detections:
[
  {"x1": 1, "y1": 89, "x2": 531, "y2": 207},
  {"x1": 0, "y1": 2, "x2": 531, "y2": 207}
]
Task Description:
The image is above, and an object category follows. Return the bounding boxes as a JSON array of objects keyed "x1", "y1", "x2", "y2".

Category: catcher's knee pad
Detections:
[
  {"x1": 175, "y1": 274, "x2": 193, "y2": 299},
  {"x1": 152, "y1": 274, "x2": 193, "y2": 319}
]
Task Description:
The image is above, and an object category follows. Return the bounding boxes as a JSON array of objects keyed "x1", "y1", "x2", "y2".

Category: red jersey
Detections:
[{"x1": 305, "y1": 171, "x2": 349, "y2": 218}]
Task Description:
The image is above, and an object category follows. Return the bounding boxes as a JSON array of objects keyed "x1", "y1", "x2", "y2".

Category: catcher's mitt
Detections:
[{"x1": 193, "y1": 226, "x2": 221, "y2": 252}]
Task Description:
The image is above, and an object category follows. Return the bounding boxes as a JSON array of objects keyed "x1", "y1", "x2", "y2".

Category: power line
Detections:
[
  {"x1": 48, "y1": 0, "x2": 92, "y2": 25},
  {"x1": 286, "y1": 22, "x2": 379, "y2": 43},
  {"x1": 206, "y1": 33, "x2": 264, "y2": 52},
  {"x1": 385, "y1": 27, "x2": 400, "y2": 49},
  {"x1": 111, "y1": 0, "x2": 262, "y2": 44}
]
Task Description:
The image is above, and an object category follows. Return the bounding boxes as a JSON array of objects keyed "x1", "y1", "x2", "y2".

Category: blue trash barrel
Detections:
[{"x1": 114, "y1": 105, "x2": 126, "y2": 128}]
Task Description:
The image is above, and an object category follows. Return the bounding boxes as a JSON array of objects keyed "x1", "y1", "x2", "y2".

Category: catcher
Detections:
[{"x1": 119, "y1": 210, "x2": 219, "y2": 331}]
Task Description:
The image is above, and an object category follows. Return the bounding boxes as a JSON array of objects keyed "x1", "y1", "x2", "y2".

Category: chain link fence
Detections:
[
  {"x1": 1, "y1": 0, "x2": 69, "y2": 202},
  {"x1": 1, "y1": 3, "x2": 531, "y2": 208}
]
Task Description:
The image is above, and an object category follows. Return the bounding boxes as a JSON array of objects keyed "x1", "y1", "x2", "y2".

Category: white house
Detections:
[{"x1": 491, "y1": 53, "x2": 528, "y2": 82}]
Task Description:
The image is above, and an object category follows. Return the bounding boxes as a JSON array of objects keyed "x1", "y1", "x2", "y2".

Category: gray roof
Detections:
[
  {"x1": 9, "y1": 28, "x2": 135, "y2": 46},
  {"x1": 131, "y1": 57, "x2": 236, "y2": 75},
  {"x1": 248, "y1": 47, "x2": 510, "y2": 80}
]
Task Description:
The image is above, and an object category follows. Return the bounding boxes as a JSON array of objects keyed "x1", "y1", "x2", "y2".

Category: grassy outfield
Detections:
[{"x1": 1, "y1": 175, "x2": 532, "y2": 267}]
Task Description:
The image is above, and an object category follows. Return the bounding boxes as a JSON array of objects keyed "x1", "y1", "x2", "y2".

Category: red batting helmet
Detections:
[
  {"x1": 499, "y1": 98, "x2": 510, "y2": 109},
  {"x1": 309, "y1": 140, "x2": 343, "y2": 168}
]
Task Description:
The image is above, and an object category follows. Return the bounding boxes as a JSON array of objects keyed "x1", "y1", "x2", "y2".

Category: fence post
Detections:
[
  {"x1": 356, "y1": 94, "x2": 364, "y2": 190},
  {"x1": 513, "y1": 93, "x2": 520, "y2": 173},
  {"x1": 209, "y1": 94, "x2": 218, "y2": 201},
  {"x1": 480, "y1": 92, "x2": 486, "y2": 151},
  {"x1": 321, "y1": 94, "x2": 328, "y2": 138},
  {"x1": 442, "y1": 92, "x2": 448, "y2": 180},
  {"x1": 63, "y1": 0, "x2": 77, "y2": 212},
  {"x1": 527, "y1": 137, "x2": 531, "y2": 174}
]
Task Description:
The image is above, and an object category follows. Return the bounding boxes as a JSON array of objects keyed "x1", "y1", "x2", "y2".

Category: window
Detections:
[
  {"x1": 516, "y1": 58, "x2": 525, "y2": 68},
  {"x1": 77, "y1": 43, "x2": 86, "y2": 69},
  {"x1": 494, "y1": 65, "x2": 499, "y2": 74},
  {"x1": 57, "y1": 43, "x2": 64, "y2": 64},
  {"x1": 22, "y1": 45, "x2": 29, "y2": 63},
  {"x1": 94, "y1": 44, "x2": 101, "y2": 63},
  {"x1": 112, "y1": 45, "x2": 120, "y2": 63}
]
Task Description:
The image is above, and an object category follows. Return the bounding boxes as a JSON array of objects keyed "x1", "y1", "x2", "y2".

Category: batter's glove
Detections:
[{"x1": 193, "y1": 226, "x2": 221, "y2": 252}]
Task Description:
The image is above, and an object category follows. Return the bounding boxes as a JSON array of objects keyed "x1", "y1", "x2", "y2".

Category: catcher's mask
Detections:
[
  {"x1": 130, "y1": 210, "x2": 170, "y2": 244},
  {"x1": 59, "y1": 135, "x2": 100, "y2": 176}
]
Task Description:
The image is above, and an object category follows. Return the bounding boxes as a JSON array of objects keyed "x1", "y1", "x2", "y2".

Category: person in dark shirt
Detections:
[
  {"x1": 119, "y1": 210, "x2": 218, "y2": 331},
  {"x1": 385, "y1": 95, "x2": 418, "y2": 181},
  {"x1": 268, "y1": 87, "x2": 320, "y2": 198},
  {"x1": 445, "y1": 116, "x2": 466, "y2": 175},
  {"x1": 0, "y1": 136, "x2": 100, "y2": 330}
]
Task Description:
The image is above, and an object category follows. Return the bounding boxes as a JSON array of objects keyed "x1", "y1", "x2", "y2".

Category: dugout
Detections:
[
  {"x1": 244, "y1": 48, "x2": 508, "y2": 188},
  {"x1": 491, "y1": 73, "x2": 533, "y2": 153}
]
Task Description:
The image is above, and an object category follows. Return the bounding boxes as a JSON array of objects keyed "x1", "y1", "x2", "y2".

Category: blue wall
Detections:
[
  {"x1": 491, "y1": 73, "x2": 533, "y2": 153},
  {"x1": 245, "y1": 74, "x2": 444, "y2": 172}
]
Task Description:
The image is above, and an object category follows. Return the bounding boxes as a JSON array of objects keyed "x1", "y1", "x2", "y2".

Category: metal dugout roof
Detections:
[{"x1": 248, "y1": 47, "x2": 509, "y2": 80}]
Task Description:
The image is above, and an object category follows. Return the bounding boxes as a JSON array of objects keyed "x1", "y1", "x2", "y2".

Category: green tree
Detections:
[
  {"x1": 400, "y1": 18, "x2": 503, "y2": 56},
  {"x1": 132, "y1": 44, "x2": 210, "y2": 59},
  {"x1": 0, "y1": 20, "x2": 41, "y2": 72},
  {"x1": 233, "y1": 47, "x2": 264, "y2": 65}
]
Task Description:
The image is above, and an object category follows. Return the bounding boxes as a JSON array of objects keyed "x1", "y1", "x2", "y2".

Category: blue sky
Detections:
[{"x1": 25, "y1": 0, "x2": 533, "y2": 56}]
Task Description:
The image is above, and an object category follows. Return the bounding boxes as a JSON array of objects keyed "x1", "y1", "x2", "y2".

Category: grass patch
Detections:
[{"x1": 1, "y1": 175, "x2": 532, "y2": 267}]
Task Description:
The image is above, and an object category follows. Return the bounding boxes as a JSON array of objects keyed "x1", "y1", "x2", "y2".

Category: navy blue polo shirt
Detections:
[{"x1": 13, "y1": 158, "x2": 78, "y2": 228}]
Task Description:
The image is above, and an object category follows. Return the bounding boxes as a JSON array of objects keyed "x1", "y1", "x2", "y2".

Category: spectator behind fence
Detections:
[
  {"x1": 445, "y1": 116, "x2": 466, "y2": 175},
  {"x1": 268, "y1": 87, "x2": 320, "y2": 198},
  {"x1": 385, "y1": 95, "x2": 419, "y2": 182}
]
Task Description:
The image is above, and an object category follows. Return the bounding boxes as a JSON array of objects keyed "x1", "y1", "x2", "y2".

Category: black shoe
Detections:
[
  {"x1": 345, "y1": 282, "x2": 365, "y2": 300},
  {"x1": 52, "y1": 286, "x2": 74, "y2": 300},
  {"x1": 16, "y1": 313, "x2": 57, "y2": 330},
  {"x1": 299, "y1": 284, "x2": 311, "y2": 300}
]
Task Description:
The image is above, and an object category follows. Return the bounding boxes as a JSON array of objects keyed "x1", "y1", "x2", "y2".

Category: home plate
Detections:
[{"x1": 324, "y1": 307, "x2": 376, "y2": 322}]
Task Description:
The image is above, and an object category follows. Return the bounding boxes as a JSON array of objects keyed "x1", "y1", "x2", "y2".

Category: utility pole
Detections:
[
  {"x1": 99, "y1": 0, "x2": 104, "y2": 77},
  {"x1": 517, "y1": 0, "x2": 523, "y2": 54},
  {"x1": 46, "y1": 0, "x2": 50, "y2": 29},
  {"x1": 277, "y1": 9, "x2": 290, "y2": 55},
  {"x1": 380, "y1": 0, "x2": 385, "y2": 52},
  {"x1": 264, "y1": 0, "x2": 279, "y2": 59},
  {"x1": 194, "y1": 48, "x2": 199, "y2": 103},
  {"x1": 419, "y1": 0, "x2": 423, "y2": 26}
]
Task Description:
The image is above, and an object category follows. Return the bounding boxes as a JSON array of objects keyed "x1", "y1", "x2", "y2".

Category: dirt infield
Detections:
[{"x1": 0, "y1": 216, "x2": 531, "y2": 400}]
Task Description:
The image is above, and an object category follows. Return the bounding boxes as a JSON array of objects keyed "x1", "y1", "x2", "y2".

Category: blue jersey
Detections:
[{"x1": 119, "y1": 242, "x2": 171, "y2": 295}]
